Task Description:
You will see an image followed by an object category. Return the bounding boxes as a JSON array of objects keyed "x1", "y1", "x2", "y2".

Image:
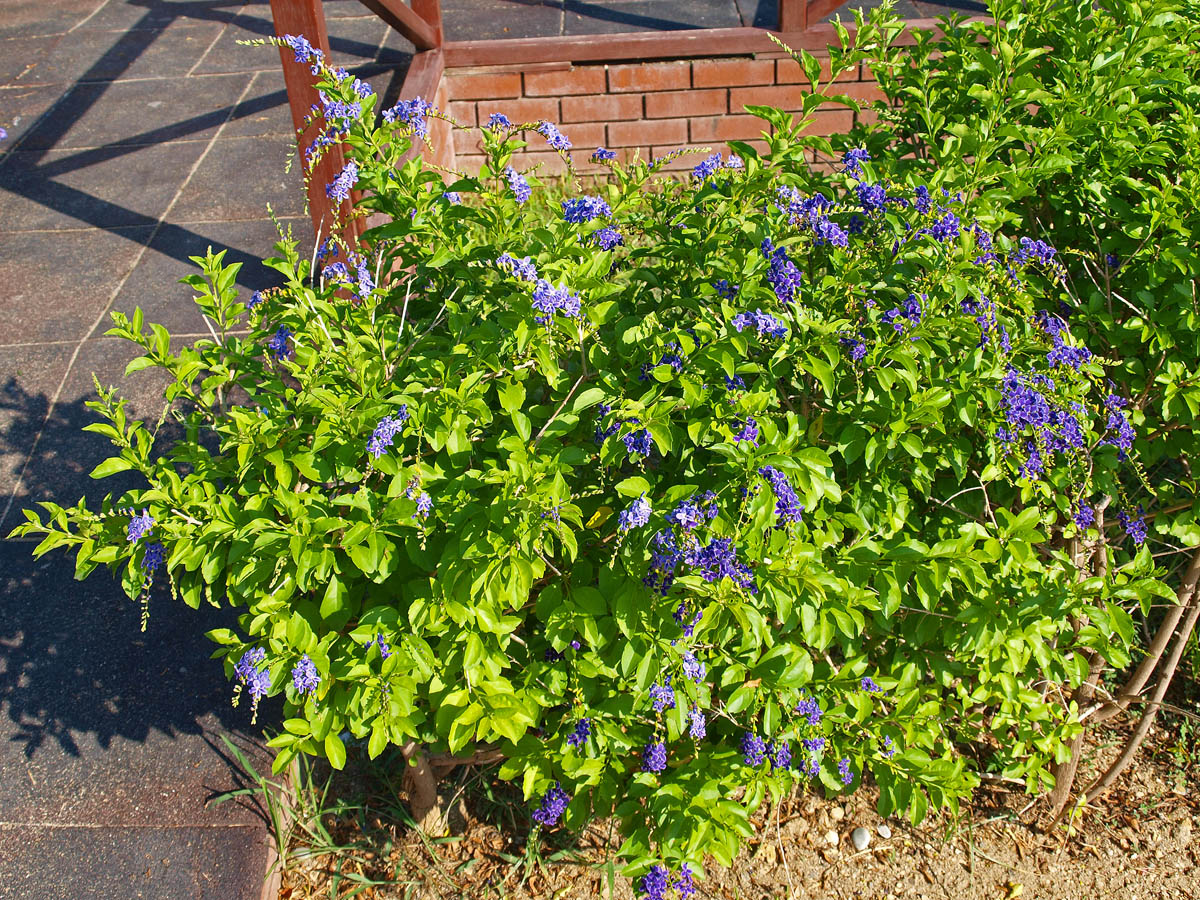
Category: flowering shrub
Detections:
[
  {"x1": 9, "y1": 32, "x2": 1172, "y2": 886},
  {"x1": 833, "y1": 0, "x2": 1200, "y2": 809}
]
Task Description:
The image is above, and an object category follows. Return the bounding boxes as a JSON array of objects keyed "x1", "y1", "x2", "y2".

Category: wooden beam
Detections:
[
  {"x1": 411, "y1": 0, "x2": 444, "y2": 47},
  {"x1": 356, "y1": 0, "x2": 439, "y2": 50},
  {"x1": 442, "y1": 22, "x2": 942, "y2": 68},
  {"x1": 268, "y1": 0, "x2": 356, "y2": 246},
  {"x1": 778, "y1": 0, "x2": 807, "y2": 31},
  {"x1": 807, "y1": 0, "x2": 852, "y2": 25},
  {"x1": 401, "y1": 47, "x2": 445, "y2": 100}
]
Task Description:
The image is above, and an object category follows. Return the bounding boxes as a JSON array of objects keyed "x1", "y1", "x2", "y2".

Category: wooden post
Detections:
[
  {"x1": 268, "y1": 0, "x2": 356, "y2": 246},
  {"x1": 779, "y1": 0, "x2": 808, "y2": 31},
  {"x1": 412, "y1": 0, "x2": 445, "y2": 46}
]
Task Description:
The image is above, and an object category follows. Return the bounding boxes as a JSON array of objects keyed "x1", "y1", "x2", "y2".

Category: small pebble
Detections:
[
  {"x1": 877, "y1": 823, "x2": 892, "y2": 839},
  {"x1": 831, "y1": 806, "x2": 845, "y2": 821},
  {"x1": 851, "y1": 826, "x2": 871, "y2": 851},
  {"x1": 824, "y1": 829, "x2": 839, "y2": 846}
]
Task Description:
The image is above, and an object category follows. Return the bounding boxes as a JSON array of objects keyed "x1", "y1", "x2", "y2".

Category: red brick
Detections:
[
  {"x1": 645, "y1": 88, "x2": 727, "y2": 119},
  {"x1": 775, "y1": 55, "x2": 859, "y2": 85},
  {"x1": 608, "y1": 118, "x2": 688, "y2": 148},
  {"x1": 508, "y1": 151, "x2": 570, "y2": 177},
  {"x1": 475, "y1": 97, "x2": 560, "y2": 124},
  {"x1": 453, "y1": 128, "x2": 484, "y2": 155},
  {"x1": 730, "y1": 84, "x2": 808, "y2": 112},
  {"x1": 560, "y1": 93, "x2": 643, "y2": 123},
  {"x1": 558, "y1": 121, "x2": 606, "y2": 149},
  {"x1": 692, "y1": 58, "x2": 775, "y2": 88},
  {"x1": 648, "y1": 146, "x2": 712, "y2": 171},
  {"x1": 456, "y1": 154, "x2": 488, "y2": 175},
  {"x1": 608, "y1": 62, "x2": 691, "y2": 93},
  {"x1": 525, "y1": 66, "x2": 607, "y2": 96},
  {"x1": 805, "y1": 108, "x2": 855, "y2": 137},
  {"x1": 689, "y1": 114, "x2": 767, "y2": 143},
  {"x1": 446, "y1": 100, "x2": 477, "y2": 127},
  {"x1": 445, "y1": 71, "x2": 522, "y2": 100}
]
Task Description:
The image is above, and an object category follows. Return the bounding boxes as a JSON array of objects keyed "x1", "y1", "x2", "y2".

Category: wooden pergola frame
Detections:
[{"x1": 266, "y1": 0, "x2": 932, "y2": 241}]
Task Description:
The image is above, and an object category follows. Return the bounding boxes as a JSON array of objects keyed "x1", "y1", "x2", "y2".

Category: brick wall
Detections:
[{"x1": 440, "y1": 54, "x2": 884, "y2": 176}]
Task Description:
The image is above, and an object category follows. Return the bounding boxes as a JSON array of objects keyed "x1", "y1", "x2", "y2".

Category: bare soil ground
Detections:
[{"x1": 275, "y1": 718, "x2": 1199, "y2": 900}]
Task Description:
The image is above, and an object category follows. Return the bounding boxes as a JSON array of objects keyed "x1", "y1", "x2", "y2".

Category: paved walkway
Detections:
[{"x1": 0, "y1": 1, "x2": 977, "y2": 897}]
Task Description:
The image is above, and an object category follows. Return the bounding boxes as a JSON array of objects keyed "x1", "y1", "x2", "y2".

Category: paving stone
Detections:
[
  {"x1": 75, "y1": 0, "x2": 250, "y2": 34},
  {"x1": 0, "y1": 226, "x2": 154, "y2": 345},
  {"x1": 219, "y1": 70, "x2": 296, "y2": 140},
  {"x1": 0, "y1": 540, "x2": 275, "y2": 826},
  {"x1": 170, "y1": 134, "x2": 306, "y2": 222},
  {"x1": 441, "y1": 0, "x2": 563, "y2": 40},
  {"x1": 111, "y1": 216, "x2": 304, "y2": 337},
  {"x1": 0, "y1": 36, "x2": 64, "y2": 87},
  {"x1": 0, "y1": 824, "x2": 269, "y2": 899},
  {"x1": 192, "y1": 8, "x2": 388, "y2": 75},
  {"x1": 0, "y1": 84, "x2": 71, "y2": 149},
  {"x1": 736, "y1": 0, "x2": 778, "y2": 27},
  {"x1": 0, "y1": 344, "x2": 72, "y2": 517},
  {"x1": 16, "y1": 74, "x2": 249, "y2": 151},
  {"x1": 0, "y1": 0, "x2": 107, "y2": 40},
  {"x1": 563, "y1": 0, "x2": 742, "y2": 34},
  {"x1": 828, "y1": 0, "x2": 922, "y2": 19},
  {"x1": 12, "y1": 21, "x2": 225, "y2": 86}
]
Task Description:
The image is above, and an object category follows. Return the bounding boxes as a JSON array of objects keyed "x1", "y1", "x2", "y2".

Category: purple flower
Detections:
[
  {"x1": 649, "y1": 677, "x2": 676, "y2": 712},
  {"x1": 741, "y1": 731, "x2": 767, "y2": 767},
  {"x1": 623, "y1": 428, "x2": 653, "y2": 458},
  {"x1": 795, "y1": 694, "x2": 822, "y2": 726},
  {"x1": 532, "y1": 782, "x2": 571, "y2": 826},
  {"x1": 283, "y1": 34, "x2": 323, "y2": 71},
  {"x1": 681, "y1": 651, "x2": 705, "y2": 683},
  {"x1": 247, "y1": 290, "x2": 264, "y2": 310},
  {"x1": 861, "y1": 676, "x2": 882, "y2": 693},
  {"x1": 688, "y1": 705, "x2": 706, "y2": 739},
  {"x1": 235, "y1": 648, "x2": 270, "y2": 712},
  {"x1": 591, "y1": 226, "x2": 624, "y2": 250},
  {"x1": 1012, "y1": 236, "x2": 1058, "y2": 267},
  {"x1": 880, "y1": 735, "x2": 897, "y2": 758},
  {"x1": 1074, "y1": 504, "x2": 1095, "y2": 529},
  {"x1": 141, "y1": 542, "x2": 165, "y2": 572},
  {"x1": 692, "y1": 152, "x2": 723, "y2": 181},
  {"x1": 367, "y1": 407, "x2": 409, "y2": 458},
  {"x1": 928, "y1": 211, "x2": 960, "y2": 242},
  {"x1": 442, "y1": 191, "x2": 460, "y2": 204},
  {"x1": 383, "y1": 96, "x2": 431, "y2": 138},
  {"x1": 1106, "y1": 253, "x2": 1121, "y2": 271},
  {"x1": 592, "y1": 146, "x2": 616, "y2": 162},
  {"x1": 714, "y1": 279, "x2": 739, "y2": 299},
  {"x1": 566, "y1": 718, "x2": 591, "y2": 748},
  {"x1": 505, "y1": 166, "x2": 531, "y2": 204},
  {"x1": 666, "y1": 499, "x2": 705, "y2": 531},
  {"x1": 496, "y1": 253, "x2": 538, "y2": 282},
  {"x1": 530, "y1": 279, "x2": 581, "y2": 324},
  {"x1": 882, "y1": 293, "x2": 923, "y2": 335},
  {"x1": 126, "y1": 509, "x2": 154, "y2": 543},
  {"x1": 485, "y1": 113, "x2": 511, "y2": 130},
  {"x1": 770, "y1": 740, "x2": 792, "y2": 770},
  {"x1": 562, "y1": 195, "x2": 611, "y2": 224},
  {"x1": 536, "y1": 120, "x2": 571, "y2": 151},
  {"x1": 325, "y1": 161, "x2": 358, "y2": 203},
  {"x1": 642, "y1": 739, "x2": 668, "y2": 772},
  {"x1": 764, "y1": 245, "x2": 803, "y2": 304},
  {"x1": 1117, "y1": 508, "x2": 1147, "y2": 546},
  {"x1": 734, "y1": 416, "x2": 759, "y2": 445},
  {"x1": 267, "y1": 325, "x2": 294, "y2": 361},
  {"x1": 292, "y1": 654, "x2": 321, "y2": 696},
  {"x1": 758, "y1": 466, "x2": 804, "y2": 527},
  {"x1": 839, "y1": 335, "x2": 868, "y2": 362},
  {"x1": 413, "y1": 492, "x2": 433, "y2": 520},
  {"x1": 673, "y1": 864, "x2": 697, "y2": 900},
  {"x1": 731, "y1": 308, "x2": 788, "y2": 339},
  {"x1": 914, "y1": 184, "x2": 932, "y2": 215},
  {"x1": 685, "y1": 537, "x2": 756, "y2": 591},
  {"x1": 638, "y1": 865, "x2": 669, "y2": 900},
  {"x1": 838, "y1": 757, "x2": 853, "y2": 785},
  {"x1": 855, "y1": 181, "x2": 889, "y2": 215},
  {"x1": 725, "y1": 154, "x2": 744, "y2": 169},
  {"x1": 235, "y1": 648, "x2": 266, "y2": 683},
  {"x1": 619, "y1": 495, "x2": 652, "y2": 532},
  {"x1": 372, "y1": 634, "x2": 391, "y2": 659},
  {"x1": 843, "y1": 147, "x2": 870, "y2": 177},
  {"x1": 1105, "y1": 406, "x2": 1135, "y2": 458}
]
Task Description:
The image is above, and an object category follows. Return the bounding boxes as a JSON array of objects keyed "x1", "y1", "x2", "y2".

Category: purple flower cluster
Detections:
[
  {"x1": 732, "y1": 308, "x2": 788, "y2": 339},
  {"x1": 838, "y1": 757, "x2": 854, "y2": 785},
  {"x1": 839, "y1": 335, "x2": 868, "y2": 362},
  {"x1": 882, "y1": 293, "x2": 922, "y2": 335},
  {"x1": 762, "y1": 240, "x2": 803, "y2": 305},
  {"x1": 642, "y1": 739, "x2": 668, "y2": 772},
  {"x1": 283, "y1": 34, "x2": 323, "y2": 72},
  {"x1": 861, "y1": 676, "x2": 882, "y2": 693},
  {"x1": 372, "y1": 634, "x2": 391, "y2": 659},
  {"x1": 649, "y1": 677, "x2": 676, "y2": 712},
  {"x1": 928, "y1": 211, "x2": 960, "y2": 242},
  {"x1": 681, "y1": 651, "x2": 706, "y2": 683},
  {"x1": 1012, "y1": 236, "x2": 1057, "y2": 267},
  {"x1": 1074, "y1": 504, "x2": 1095, "y2": 529},
  {"x1": 776, "y1": 187, "x2": 849, "y2": 248},
  {"x1": 638, "y1": 864, "x2": 695, "y2": 900},
  {"x1": 693, "y1": 152, "x2": 723, "y2": 181},
  {"x1": 495, "y1": 253, "x2": 538, "y2": 282},
  {"x1": 1118, "y1": 508, "x2": 1147, "y2": 546},
  {"x1": 591, "y1": 227, "x2": 624, "y2": 250},
  {"x1": 855, "y1": 181, "x2": 890, "y2": 215},
  {"x1": 505, "y1": 166, "x2": 531, "y2": 205},
  {"x1": 688, "y1": 537, "x2": 756, "y2": 591},
  {"x1": 592, "y1": 146, "x2": 616, "y2": 162},
  {"x1": 413, "y1": 491, "x2": 433, "y2": 520},
  {"x1": 914, "y1": 184, "x2": 932, "y2": 215},
  {"x1": 292, "y1": 654, "x2": 320, "y2": 696},
  {"x1": 536, "y1": 120, "x2": 571, "y2": 151},
  {"x1": 795, "y1": 694, "x2": 822, "y2": 727},
  {"x1": 623, "y1": 428, "x2": 653, "y2": 458},
  {"x1": 532, "y1": 782, "x2": 571, "y2": 826},
  {"x1": 758, "y1": 466, "x2": 804, "y2": 527},
  {"x1": 141, "y1": 542, "x2": 165, "y2": 572},
  {"x1": 562, "y1": 195, "x2": 611, "y2": 224},
  {"x1": 383, "y1": 96, "x2": 431, "y2": 138},
  {"x1": 325, "y1": 160, "x2": 357, "y2": 203},
  {"x1": 734, "y1": 416, "x2": 759, "y2": 445},
  {"x1": 881, "y1": 735, "x2": 897, "y2": 758},
  {"x1": 267, "y1": 325, "x2": 294, "y2": 361},
  {"x1": 127, "y1": 509, "x2": 154, "y2": 542},
  {"x1": 530, "y1": 279, "x2": 581, "y2": 324},
  {"x1": 741, "y1": 731, "x2": 767, "y2": 766},
  {"x1": 961, "y1": 295, "x2": 1009, "y2": 350},
  {"x1": 688, "y1": 705, "x2": 706, "y2": 739},
  {"x1": 235, "y1": 648, "x2": 271, "y2": 708},
  {"x1": 367, "y1": 406, "x2": 409, "y2": 458},
  {"x1": 769, "y1": 740, "x2": 792, "y2": 771},
  {"x1": 619, "y1": 495, "x2": 652, "y2": 532},
  {"x1": 1104, "y1": 394, "x2": 1135, "y2": 458},
  {"x1": 714, "y1": 279, "x2": 739, "y2": 299},
  {"x1": 485, "y1": 112, "x2": 511, "y2": 130},
  {"x1": 843, "y1": 147, "x2": 870, "y2": 177},
  {"x1": 566, "y1": 718, "x2": 591, "y2": 748}
]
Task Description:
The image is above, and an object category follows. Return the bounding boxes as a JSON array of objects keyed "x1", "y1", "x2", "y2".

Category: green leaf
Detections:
[{"x1": 325, "y1": 733, "x2": 347, "y2": 770}]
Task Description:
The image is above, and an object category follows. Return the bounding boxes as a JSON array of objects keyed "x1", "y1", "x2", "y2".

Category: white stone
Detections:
[
  {"x1": 877, "y1": 823, "x2": 892, "y2": 839},
  {"x1": 824, "y1": 829, "x2": 839, "y2": 846},
  {"x1": 851, "y1": 827, "x2": 871, "y2": 851},
  {"x1": 831, "y1": 806, "x2": 845, "y2": 821}
]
